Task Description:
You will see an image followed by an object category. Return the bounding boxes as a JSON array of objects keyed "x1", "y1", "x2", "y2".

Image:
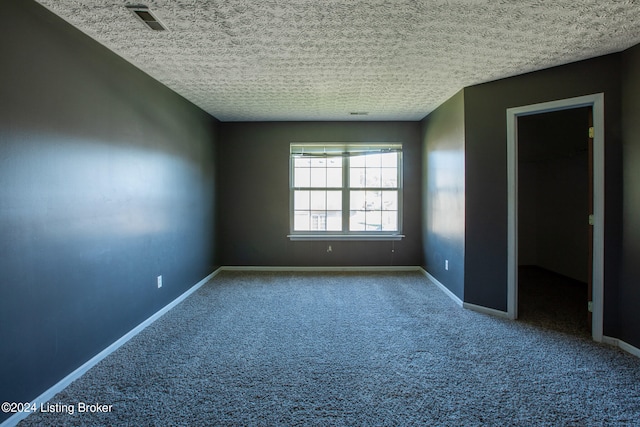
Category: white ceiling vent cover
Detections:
[{"x1": 126, "y1": 5, "x2": 166, "y2": 31}]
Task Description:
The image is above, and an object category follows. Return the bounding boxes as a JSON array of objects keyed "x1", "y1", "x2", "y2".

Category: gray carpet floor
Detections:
[
  {"x1": 20, "y1": 271, "x2": 640, "y2": 426},
  {"x1": 518, "y1": 266, "x2": 591, "y2": 338}
]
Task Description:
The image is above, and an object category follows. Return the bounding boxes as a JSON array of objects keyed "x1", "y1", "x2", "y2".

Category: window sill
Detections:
[{"x1": 287, "y1": 234, "x2": 405, "y2": 241}]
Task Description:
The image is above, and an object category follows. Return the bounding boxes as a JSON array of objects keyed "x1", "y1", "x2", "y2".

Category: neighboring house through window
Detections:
[{"x1": 289, "y1": 143, "x2": 403, "y2": 240}]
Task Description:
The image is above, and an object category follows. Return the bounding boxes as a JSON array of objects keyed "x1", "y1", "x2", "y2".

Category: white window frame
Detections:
[{"x1": 288, "y1": 143, "x2": 404, "y2": 241}]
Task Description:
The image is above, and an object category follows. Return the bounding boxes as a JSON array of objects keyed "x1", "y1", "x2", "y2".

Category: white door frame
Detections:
[{"x1": 506, "y1": 93, "x2": 605, "y2": 342}]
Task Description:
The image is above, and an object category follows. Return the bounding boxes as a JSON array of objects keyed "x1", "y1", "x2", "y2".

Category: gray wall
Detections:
[
  {"x1": 620, "y1": 44, "x2": 640, "y2": 347},
  {"x1": 420, "y1": 90, "x2": 465, "y2": 299},
  {"x1": 218, "y1": 122, "x2": 422, "y2": 266},
  {"x1": 463, "y1": 53, "x2": 623, "y2": 334},
  {"x1": 518, "y1": 108, "x2": 590, "y2": 282},
  {"x1": 0, "y1": 0, "x2": 219, "y2": 418}
]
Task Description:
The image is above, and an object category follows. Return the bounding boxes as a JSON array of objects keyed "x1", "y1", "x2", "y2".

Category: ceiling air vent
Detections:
[{"x1": 126, "y1": 5, "x2": 167, "y2": 31}]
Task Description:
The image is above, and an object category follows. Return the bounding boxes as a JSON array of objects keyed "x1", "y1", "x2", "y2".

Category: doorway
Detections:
[
  {"x1": 517, "y1": 107, "x2": 591, "y2": 336},
  {"x1": 506, "y1": 93, "x2": 604, "y2": 342}
]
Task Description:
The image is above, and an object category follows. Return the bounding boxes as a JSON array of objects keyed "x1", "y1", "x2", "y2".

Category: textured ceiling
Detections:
[{"x1": 35, "y1": 0, "x2": 640, "y2": 122}]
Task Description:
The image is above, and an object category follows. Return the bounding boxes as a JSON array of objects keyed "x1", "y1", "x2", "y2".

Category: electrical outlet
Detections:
[
  {"x1": 327, "y1": 245, "x2": 332, "y2": 253},
  {"x1": 157, "y1": 275, "x2": 162, "y2": 288},
  {"x1": 445, "y1": 260, "x2": 449, "y2": 271}
]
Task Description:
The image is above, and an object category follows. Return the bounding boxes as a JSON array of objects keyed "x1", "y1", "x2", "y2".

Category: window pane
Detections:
[
  {"x1": 294, "y1": 211, "x2": 310, "y2": 231},
  {"x1": 351, "y1": 154, "x2": 365, "y2": 167},
  {"x1": 310, "y1": 211, "x2": 326, "y2": 230},
  {"x1": 365, "y1": 168, "x2": 381, "y2": 187},
  {"x1": 310, "y1": 168, "x2": 326, "y2": 187},
  {"x1": 350, "y1": 211, "x2": 366, "y2": 231},
  {"x1": 326, "y1": 211, "x2": 342, "y2": 231},
  {"x1": 294, "y1": 191, "x2": 310, "y2": 210},
  {"x1": 327, "y1": 156, "x2": 342, "y2": 167},
  {"x1": 381, "y1": 152, "x2": 397, "y2": 167},
  {"x1": 326, "y1": 191, "x2": 342, "y2": 210},
  {"x1": 365, "y1": 211, "x2": 382, "y2": 230},
  {"x1": 366, "y1": 153, "x2": 382, "y2": 167},
  {"x1": 350, "y1": 191, "x2": 366, "y2": 211},
  {"x1": 294, "y1": 168, "x2": 310, "y2": 187},
  {"x1": 310, "y1": 191, "x2": 326, "y2": 210},
  {"x1": 382, "y1": 191, "x2": 397, "y2": 210},
  {"x1": 310, "y1": 158, "x2": 326, "y2": 167},
  {"x1": 381, "y1": 168, "x2": 398, "y2": 188},
  {"x1": 381, "y1": 211, "x2": 398, "y2": 231},
  {"x1": 366, "y1": 191, "x2": 381, "y2": 210},
  {"x1": 294, "y1": 157, "x2": 311, "y2": 167},
  {"x1": 327, "y1": 167, "x2": 342, "y2": 187},
  {"x1": 350, "y1": 167, "x2": 365, "y2": 188}
]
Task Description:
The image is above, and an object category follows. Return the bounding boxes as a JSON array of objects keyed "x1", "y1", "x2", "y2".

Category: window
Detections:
[{"x1": 289, "y1": 143, "x2": 403, "y2": 240}]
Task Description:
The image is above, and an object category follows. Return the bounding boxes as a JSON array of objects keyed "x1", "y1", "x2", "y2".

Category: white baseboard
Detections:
[
  {"x1": 1, "y1": 269, "x2": 221, "y2": 427},
  {"x1": 420, "y1": 269, "x2": 510, "y2": 320},
  {"x1": 220, "y1": 265, "x2": 422, "y2": 272},
  {"x1": 419, "y1": 268, "x2": 463, "y2": 307},
  {"x1": 462, "y1": 302, "x2": 511, "y2": 319},
  {"x1": 418, "y1": 269, "x2": 510, "y2": 318},
  {"x1": 602, "y1": 336, "x2": 640, "y2": 359}
]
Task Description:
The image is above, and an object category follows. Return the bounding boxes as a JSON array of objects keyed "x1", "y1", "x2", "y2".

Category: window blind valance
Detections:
[{"x1": 290, "y1": 143, "x2": 402, "y2": 157}]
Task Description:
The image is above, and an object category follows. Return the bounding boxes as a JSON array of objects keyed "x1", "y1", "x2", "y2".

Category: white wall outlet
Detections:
[
  {"x1": 327, "y1": 245, "x2": 332, "y2": 253},
  {"x1": 157, "y1": 275, "x2": 162, "y2": 288},
  {"x1": 445, "y1": 260, "x2": 449, "y2": 271}
]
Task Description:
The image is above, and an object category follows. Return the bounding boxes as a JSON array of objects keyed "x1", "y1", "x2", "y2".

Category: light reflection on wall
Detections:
[
  {"x1": 0, "y1": 135, "x2": 204, "y2": 241},
  {"x1": 427, "y1": 149, "x2": 465, "y2": 240}
]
